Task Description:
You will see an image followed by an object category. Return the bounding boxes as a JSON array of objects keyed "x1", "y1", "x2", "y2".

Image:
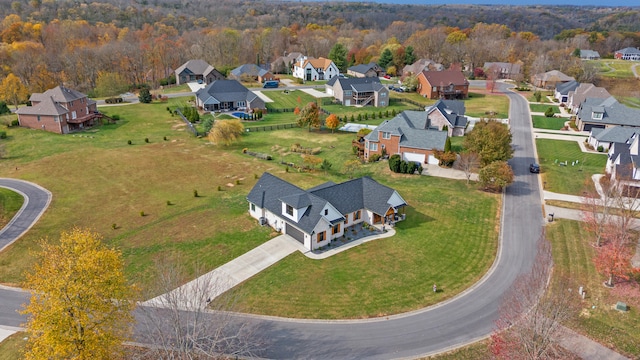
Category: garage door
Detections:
[
  {"x1": 402, "y1": 152, "x2": 425, "y2": 164},
  {"x1": 285, "y1": 223, "x2": 305, "y2": 244},
  {"x1": 344, "y1": 99, "x2": 351, "y2": 106},
  {"x1": 428, "y1": 154, "x2": 439, "y2": 165}
]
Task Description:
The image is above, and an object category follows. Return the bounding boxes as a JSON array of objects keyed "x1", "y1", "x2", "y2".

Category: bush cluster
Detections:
[
  {"x1": 182, "y1": 107, "x2": 200, "y2": 123},
  {"x1": 388, "y1": 154, "x2": 423, "y2": 175},
  {"x1": 105, "y1": 97, "x2": 123, "y2": 104},
  {"x1": 369, "y1": 153, "x2": 381, "y2": 162},
  {"x1": 290, "y1": 143, "x2": 321, "y2": 155}
]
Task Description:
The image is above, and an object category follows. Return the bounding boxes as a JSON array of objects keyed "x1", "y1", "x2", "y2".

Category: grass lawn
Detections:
[
  {"x1": 0, "y1": 188, "x2": 24, "y2": 229},
  {"x1": 0, "y1": 332, "x2": 26, "y2": 360},
  {"x1": 620, "y1": 96, "x2": 640, "y2": 109},
  {"x1": 264, "y1": 90, "x2": 317, "y2": 109},
  {"x1": 465, "y1": 92, "x2": 509, "y2": 119},
  {"x1": 450, "y1": 136, "x2": 465, "y2": 152},
  {"x1": 528, "y1": 92, "x2": 554, "y2": 103},
  {"x1": 155, "y1": 83, "x2": 191, "y2": 94},
  {"x1": 547, "y1": 220, "x2": 640, "y2": 357},
  {"x1": 595, "y1": 59, "x2": 636, "y2": 79},
  {"x1": 530, "y1": 104, "x2": 560, "y2": 114},
  {"x1": 222, "y1": 172, "x2": 500, "y2": 319},
  {"x1": 425, "y1": 340, "x2": 491, "y2": 359},
  {"x1": 536, "y1": 139, "x2": 607, "y2": 195},
  {"x1": 532, "y1": 115, "x2": 566, "y2": 130}
]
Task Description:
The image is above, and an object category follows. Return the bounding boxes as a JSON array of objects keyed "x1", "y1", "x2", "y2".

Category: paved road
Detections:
[{"x1": 0, "y1": 83, "x2": 545, "y2": 359}]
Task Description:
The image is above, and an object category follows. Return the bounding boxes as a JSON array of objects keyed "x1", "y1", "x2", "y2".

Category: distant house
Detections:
[
  {"x1": 531, "y1": 70, "x2": 575, "y2": 89},
  {"x1": 325, "y1": 77, "x2": 389, "y2": 107},
  {"x1": 416, "y1": 70, "x2": 469, "y2": 100},
  {"x1": 293, "y1": 56, "x2": 339, "y2": 81},
  {"x1": 483, "y1": 62, "x2": 522, "y2": 80},
  {"x1": 567, "y1": 83, "x2": 611, "y2": 114},
  {"x1": 579, "y1": 50, "x2": 601, "y2": 60},
  {"x1": 402, "y1": 59, "x2": 444, "y2": 77},
  {"x1": 424, "y1": 99, "x2": 468, "y2": 137},
  {"x1": 16, "y1": 86, "x2": 104, "y2": 134},
  {"x1": 363, "y1": 110, "x2": 448, "y2": 164},
  {"x1": 347, "y1": 63, "x2": 385, "y2": 78},
  {"x1": 554, "y1": 80, "x2": 579, "y2": 103},
  {"x1": 247, "y1": 172, "x2": 407, "y2": 251},
  {"x1": 614, "y1": 47, "x2": 640, "y2": 61},
  {"x1": 194, "y1": 80, "x2": 265, "y2": 112},
  {"x1": 174, "y1": 60, "x2": 224, "y2": 85},
  {"x1": 270, "y1": 52, "x2": 303, "y2": 74},
  {"x1": 576, "y1": 96, "x2": 640, "y2": 131},
  {"x1": 588, "y1": 126, "x2": 637, "y2": 152},
  {"x1": 229, "y1": 64, "x2": 275, "y2": 83}
]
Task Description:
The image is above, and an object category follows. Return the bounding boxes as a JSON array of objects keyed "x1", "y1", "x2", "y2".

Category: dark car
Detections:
[{"x1": 529, "y1": 163, "x2": 540, "y2": 173}]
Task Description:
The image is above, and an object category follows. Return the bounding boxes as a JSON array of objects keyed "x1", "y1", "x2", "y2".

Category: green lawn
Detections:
[
  {"x1": 530, "y1": 104, "x2": 560, "y2": 114},
  {"x1": 450, "y1": 136, "x2": 465, "y2": 152},
  {"x1": 532, "y1": 115, "x2": 566, "y2": 130},
  {"x1": 0, "y1": 332, "x2": 26, "y2": 360},
  {"x1": 620, "y1": 96, "x2": 640, "y2": 109},
  {"x1": 0, "y1": 188, "x2": 24, "y2": 229},
  {"x1": 548, "y1": 220, "x2": 640, "y2": 358},
  {"x1": 594, "y1": 59, "x2": 636, "y2": 79},
  {"x1": 536, "y1": 139, "x2": 607, "y2": 195},
  {"x1": 264, "y1": 90, "x2": 317, "y2": 109},
  {"x1": 528, "y1": 92, "x2": 554, "y2": 103},
  {"x1": 465, "y1": 92, "x2": 509, "y2": 118},
  {"x1": 155, "y1": 83, "x2": 191, "y2": 94}
]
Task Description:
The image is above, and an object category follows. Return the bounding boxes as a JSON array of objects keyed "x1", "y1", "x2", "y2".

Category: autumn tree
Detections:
[
  {"x1": 297, "y1": 102, "x2": 321, "y2": 131},
  {"x1": 21, "y1": 228, "x2": 135, "y2": 360},
  {"x1": 325, "y1": 113, "x2": 340, "y2": 133},
  {"x1": 0, "y1": 73, "x2": 28, "y2": 109},
  {"x1": 343, "y1": 159, "x2": 362, "y2": 179},
  {"x1": 302, "y1": 154, "x2": 323, "y2": 169},
  {"x1": 454, "y1": 151, "x2": 480, "y2": 184},
  {"x1": 594, "y1": 232, "x2": 635, "y2": 288},
  {"x1": 208, "y1": 119, "x2": 244, "y2": 146},
  {"x1": 479, "y1": 161, "x2": 514, "y2": 192},
  {"x1": 581, "y1": 176, "x2": 617, "y2": 247},
  {"x1": 464, "y1": 120, "x2": 513, "y2": 166},
  {"x1": 95, "y1": 71, "x2": 129, "y2": 97},
  {"x1": 490, "y1": 236, "x2": 578, "y2": 360}
]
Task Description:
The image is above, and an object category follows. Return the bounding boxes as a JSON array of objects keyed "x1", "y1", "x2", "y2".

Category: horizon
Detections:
[{"x1": 294, "y1": 0, "x2": 638, "y2": 7}]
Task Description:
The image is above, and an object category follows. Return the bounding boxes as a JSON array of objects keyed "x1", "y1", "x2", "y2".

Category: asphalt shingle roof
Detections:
[
  {"x1": 578, "y1": 97, "x2": 640, "y2": 127},
  {"x1": 195, "y1": 80, "x2": 255, "y2": 104},
  {"x1": 174, "y1": 60, "x2": 216, "y2": 76},
  {"x1": 347, "y1": 63, "x2": 378, "y2": 75},
  {"x1": 230, "y1": 64, "x2": 269, "y2": 78},
  {"x1": 592, "y1": 126, "x2": 637, "y2": 144},
  {"x1": 426, "y1": 99, "x2": 468, "y2": 128},
  {"x1": 365, "y1": 111, "x2": 447, "y2": 151},
  {"x1": 556, "y1": 80, "x2": 579, "y2": 95}
]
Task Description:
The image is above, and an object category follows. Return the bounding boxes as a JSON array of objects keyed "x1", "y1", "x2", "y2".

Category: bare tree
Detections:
[
  {"x1": 490, "y1": 235, "x2": 578, "y2": 360},
  {"x1": 454, "y1": 151, "x2": 480, "y2": 184},
  {"x1": 581, "y1": 175, "x2": 617, "y2": 247},
  {"x1": 136, "y1": 259, "x2": 261, "y2": 359}
]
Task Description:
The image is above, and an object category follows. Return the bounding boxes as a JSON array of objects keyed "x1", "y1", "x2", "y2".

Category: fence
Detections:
[
  {"x1": 174, "y1": 108, "x2": 200, "y2": 136},
  {"x1": 245, "y1": 123, "x2": 298, "y2": 132}
]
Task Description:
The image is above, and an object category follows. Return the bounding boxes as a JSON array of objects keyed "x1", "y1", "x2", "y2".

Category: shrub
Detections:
[
  {"x1": 0, "y1": 101, "x2": 9, "y2": 115},
  {"x1": 11, "y1": 119, "x2": 19, "y2": 127},
  {"x1": 193, "y1": 189, "x2": 198, "y2": 197},
  {"x1": 392, "y1": 109, "x2": 397, "y2": 117},
  {"x1": 163, "y1": 136, "x2": 168, "y2": 141},
  {"x1": 350, "y1": 114, "x2": 355, "y2": 122},
  {"x1": 166, "y1": 200, "x2": 171, "y2": 205},
  {"x1": 140, "y1": 211, "x2": 145, "y2": 216},
  {"x1": 0, "y1": 131, "x2": 6, "y2": 139},
  {"x1": 111, "y1": 223, "x2": 117, "y2": 230},
  {"x1": 357, "y1": 114, "x2": 362, "y2": 121},
  {"x1": 369, "y1": 153, "x2": 381, "y2": 162},
  {"x1": 145, "y1": 138, "x2": 149, "y2": 143},
  {"x1": 218, "y1": 186, "x2": 222, "y2": 191},
  {"x1": 533, "y1": 91, "x2": 542, "y2": 102},
  {"x1": 127, "y1": 140, "x2": 132, "y2": 145},
  {"x1": 236, "y1": 179, "x2": 241, "y2": 185},
  {"x1": 544, "y1": 107, "x2": 555, "y2": 117},
  {"x1": 389, "y1": 154, "x2": 402, "y2": 173},
  {"x1": 597, "y1": 145, "x2": 604, "y2": 152},
  {"x1": 111, "y1": 114, "x2": 120, "y2": 121}
]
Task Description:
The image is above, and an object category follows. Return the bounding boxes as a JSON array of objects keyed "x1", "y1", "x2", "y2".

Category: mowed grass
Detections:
[
  {"x1": 547, "y1": 220, "x2": 640, "y2": 357},
  {"x1": 465, "y1": 91, "x2": 509, "y2": 118},
  {"x1": 536, "y1": 139, "x2": 607, "y2": 195},
  {"x1": 530, "y1": 104, "x2": 560, "y2": 114},
  {"x1": 595, "y1": 59, "x2": 636, "y2": 79},
  {"x1": 0, "y1": 332, "x2": 27, "y2": 360},
  {"x1": 264, "y1": 90, "x2": 317, "y2": 109},
  {"x1": 0, "y1": 188, "x2": 24, "y2": 229},
  {"x1": 224, "y1": 174, "x2": 500, "y2": 319},
  {"x1": 532, "y1": 115, "x2": 566, "y2": 130}
]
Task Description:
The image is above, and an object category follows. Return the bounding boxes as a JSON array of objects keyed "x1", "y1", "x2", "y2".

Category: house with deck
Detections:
[
  {"x1": 195, "y1": 80, "x2": 264, "y2": 112},
  {"x1": 416, "y1": 70, "x2": 469, "y2": 99},
  {"x1": 229, "y1": 64, "x2": 275, "y2": 83},
  {"x1": 347, "y1": 63, "x2": 385, "y2": 78},
  {"x1": 174, "y1": 60, "x2": 225, "y2": 85},
  {"x1": 16, "y1": 85, "x2": 105, "y2": 134},
  {"x1": 247, "y1": 173, "x2": 407, "y2": 251},
  {"x1": 325, "y1": 77, "x2": 389, "y2": 107}
]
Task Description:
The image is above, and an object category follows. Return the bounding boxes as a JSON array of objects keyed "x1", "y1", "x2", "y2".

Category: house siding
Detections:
[{"x1": 18, "y1": 114, "x2": 64, "y2": 134}]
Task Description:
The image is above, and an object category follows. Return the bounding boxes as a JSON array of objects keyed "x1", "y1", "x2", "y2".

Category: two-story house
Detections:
[
  {"x1": 293, "y1": 56, "x2": 339, "y2": 81},
  {"x1": 325, "y1": 77, "x2": 389, "y2": 107},
  {"x1": 416, "y1": 70, "x2": 469, "y2": 99},
  {"x1": 174, "y1": 60, "x2": 225, "y2": 85},
  {"x1": 576, "y1": 97, "x2": 640, "y2": 132}
]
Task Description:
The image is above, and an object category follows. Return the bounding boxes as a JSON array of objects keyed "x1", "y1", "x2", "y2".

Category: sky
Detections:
[{"x1": 300, "y1": 0, "x2": 639, "y2": 7}]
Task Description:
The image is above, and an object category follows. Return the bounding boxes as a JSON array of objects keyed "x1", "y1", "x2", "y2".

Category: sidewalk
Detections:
[{"x1": 560, "y1": 326, "x2": 630, "y2": 360}]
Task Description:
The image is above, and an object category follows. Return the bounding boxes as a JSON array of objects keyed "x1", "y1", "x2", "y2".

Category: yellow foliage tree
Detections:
[
  {"x1": 0, "y1": 73, "x2": 28, "y2": 109},
  {"x1": 208, "y1": 119, "x2": 244, "y2": 146},
  {"x1": 21, "y1": 228, "x2": 135, "y2": 360},
  {"x1": 325, "y1": 113, "x2": 339, "y2": 133}
]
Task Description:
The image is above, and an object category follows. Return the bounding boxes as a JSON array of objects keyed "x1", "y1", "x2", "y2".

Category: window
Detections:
[
  {"x1": 317, "y1": 231, "x2": 326, "y2": 242},
  {"x1": 286, "y1": 204, "x2": 293, "y2": 216},
  {"x1": 592, "y1": 112, "x2": 603, "y2": 120},
  {"x1": 382, "y1": 132, "x2": 390, "y2": 139},
  {"x1": 354, "y1": 210, "x2": 361, "y2": 220},
  {"x1": 251, "y1": 203, "x2": 255, "y2": 211},
  {"x1": 332, "y1": 224, "x2": 341, "y2": 235},
  {"x1": 380, "y1": 101, "x2": 386, "y2": 106},
  {"x1": 369, "y1": 143, "x2": 378, "y2": 151},
  {"x1": 37, "y1": 115, "x2": 41, "y2": 122},
  {"x1": 381, "y1": 92, "x2": 386, "y2": 97},
  {"x1": 324, "y1": 209, "x2": 328, "y2": 215},
  {"x1": 345, "y1": 90, "x2": 352, "y2": 96}
]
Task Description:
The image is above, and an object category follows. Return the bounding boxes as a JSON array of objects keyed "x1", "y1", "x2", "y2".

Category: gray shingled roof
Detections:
[
  {"x1": 29, "y1": 85, "x2": 86, "y2": 103},
  {"x1": 174, "y1": 60, "x2": 215, "y2": 76},
  {"x1": 579, "y1": 50, "x2": 600, "y2": 58},
  {"x1": 617, "y1": 47, "x2": 640, "y2": 55},
  {"x1": 195, "y1": 80, "x2": 255, "y2": 104},
  {"x1": 483, "y1": 62, "x2": 522, "y2": 74},
  {"x1": 230, "y1": 64, "x2": 269, "y2": 78},
  {"x1": 328, "y1": 77, "x2": 384, "y2": 92},
  {"x1": 426, "y1": 99, "x2": 468, "y2": 128},
  {"x1": 578, "y1": 97, "x2": 640, "y2": 127},
  {"x1": 592, "y1": 126, "x2": 637, "y2": 144},
  {"x1": 16, "y1": 96, "x2": 68, "y2": 116},
  {"x1": 365, "y1": 111, "x2": 447, "y2": 151},
  {"x1": 556, "y1": 80, "x2": 579, "y2": 95},
  {"x1": 347, "y1": 62, "x2": 378, "y2": 75}
]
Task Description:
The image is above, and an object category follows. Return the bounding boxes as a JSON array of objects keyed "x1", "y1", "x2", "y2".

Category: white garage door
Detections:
[
  {"x1": 402, "y1": 152, "x2": 425, "y2": 164},
  {"x1": 428, "y1": 154, "x2": 439, "y2": 165},
  {"x1": 344, "y1": 99, "x2": 351, "y2": 106}
]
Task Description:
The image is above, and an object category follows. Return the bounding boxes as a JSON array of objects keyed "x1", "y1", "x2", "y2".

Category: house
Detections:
[
  {"x1": 363, "y1": 110, "x2": 448, "y2": 164},
  {"x1": 483, "y1": 62, "x2": 522, "y2": 80},
  {"x1": 554, "y1": 80, "x2": 579, "y2": 104},
  {"x1": 606, "y1": 136, "x2": 640, "y2": 188},
  {"x1": 16, "y1": 85, "x2": 104, "y2": 134},
  {"x1": 576, "y1": 96, "x2": 640, "y2": 131},
  {"x1": 579, "y1": 50, "x2": 601, "y2": 60},
  {"x1": 530, "y1": 70, "x2": 574, "y2": 89},
  {"x1": 247, "y1": 172, "x2": 407, "y2": 251},
  {"x1": 325, "y1": 77, "x2": 389, "y2": 107},
  {"x1": 270, "y1": 52, "x2": 303, "y2": 74},
  {"x1": 229, "y1": 64, "x2": 275, "y2": 83},
  {"x1": 614, "y1": 47, "x2": 640, "y2": 61},
  {"x1": 293, "y1": 56, "x2": 339, "y2": 81},
  {"x1": 416, "y1": 70, "x2": 469, "y2": 99},
  {"x1": 347, "y1": 63, "x2": 385, "y2": 78},
  {"x1": 402, "y1": 59, "x2": 444, "y2": 77},
  {"x1": 424, "y1": 99, "x2": 468, "y2": 137},
  {"x1": 195, "y1": 80, "x2": 265, "y2": 112},
  {"x1": 567, "y1": 83, "x2": 611, "y2": 114},
  {"x1": 588, "y1": 126, "x2": 637, "y2": 152},
  {"x1": 174, "y1": 60, "x2": 224, "y2": 85}
]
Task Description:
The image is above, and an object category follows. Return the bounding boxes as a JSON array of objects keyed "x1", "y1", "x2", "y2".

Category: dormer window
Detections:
[
  {"x1": 592, "y1": 112, "x2": 603, "y2": 120},
  {"x1": 324, "y1": 209, "x2": 328, "y2": 215},
  {"x1": 286, "y1": 204, "x2": 293, "y2": 216}
]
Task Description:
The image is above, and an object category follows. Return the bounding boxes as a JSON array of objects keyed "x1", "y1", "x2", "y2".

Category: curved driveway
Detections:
[{"x1": 0, "y1": 83, "x2": 543, "y2": 359}]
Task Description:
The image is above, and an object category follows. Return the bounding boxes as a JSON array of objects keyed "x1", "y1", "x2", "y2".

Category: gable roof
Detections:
[
  {"x1": 616, "y1": 47, "x2": 640, "y2": 55},
  {"x1": 578, "y1": 97, "x2": 640, "y2": 127},
  {"x1": 175, "y1": 60, "x2": 216, "y2": 77},
  {"x1": 555, "y1": 80, "x2": 579, "y2": 95},
  {"x1": 483, "y1": 62, "x2": 522, "y2": 74},
  {"x1": 426, "y1": 99, "x2": 468, "y2": 128},
  {"x1": 533, "y1": 70, "x2": 574, "y2": 82},
  {"x1": 16, "y1": 96, "x2": 68, "y2": 116},
  {"x1": 299, "y1": 57, "x2": 335, "y2": 71},
  {"x1": 195, "y1": 79, "x2": 258, "y2": 104},
  {"x1": 570, "y1": 83, "x2": 611, "y2": 108},
  {"x1": 365, "y1": 111, "x2": 448, "y2": 151},
  {"x1": 328, "y1": 77, "x2": 386, "y2": 92},
  {"x1": 420, "y1": 70, "x2": 468, "y2": 87},
  {"x1": 29, "y1": 85, "x2": 86, "y2": 103},
  {"x1": 403, "y1": 59, "x2": 444, "y2": 75},
  {"x1": 347, "y1": 62, "x2": 379, "y2": 75},
  {"x1": 230, "y1": 64, "x2": 270, "y2": 78},
  {"x1": 247, "y1": 173, "x2": 406, "y2": 234},
  {"x1": 579, "y1": 49, "x2": 600, "y2": 58},
  {"x1": 592, "y1": 126, "x2": 637, "y2": 144}
]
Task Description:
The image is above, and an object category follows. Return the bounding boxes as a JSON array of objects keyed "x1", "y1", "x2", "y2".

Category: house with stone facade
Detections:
[{"x1": 174, "y1": 60, "x2": 225, "y2": 85}]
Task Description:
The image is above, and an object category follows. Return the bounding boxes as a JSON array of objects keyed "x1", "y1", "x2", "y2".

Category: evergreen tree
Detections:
[
  {"x1": 404, "y1": 45, "x2": 416, "y2": 65},
  {"x1": 139, "y1": 88, "x2": 152, "y2": 103},
  {"x1": 328, "y1": 43, "x2": 348, "y2": 72},
  {"x1": 378, "y1": 48, "x2": 393, "y2": 69}
]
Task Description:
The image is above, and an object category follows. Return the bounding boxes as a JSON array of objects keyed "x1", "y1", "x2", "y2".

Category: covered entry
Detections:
[{"x1": 286, "y1": 223, "x2": 305, "y2": 244}]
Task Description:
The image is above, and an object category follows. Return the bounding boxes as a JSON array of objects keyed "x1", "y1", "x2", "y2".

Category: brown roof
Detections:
[
  {"x1": 16, "y1": 97, "x2": 68, "y2": 116},
  {"x1": 30, "y1": 85, "x2": 87, "y2": 104},
  {"x1": 420, "y1": 70, "x2": 468, "y2": 86},
  {"x1": 302, "y1": 57, "x2": 334, "y2": 70}
]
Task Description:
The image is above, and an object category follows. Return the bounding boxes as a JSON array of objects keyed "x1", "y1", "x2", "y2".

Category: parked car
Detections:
[
  {"x1": 383, "y1": 75, "x2": 391, "y2": 79},
  {"x1": 529, "y1": 163, "x2": 540, "y2": 173}
]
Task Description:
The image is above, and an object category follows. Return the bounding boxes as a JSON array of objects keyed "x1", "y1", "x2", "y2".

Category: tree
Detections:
[
  {"x1": 21, "y1": 228, "x2": 135, "y2": 360},
  {"x1": 378, "y1": 48, "x2": 393, "y2": 69},
  {"x1": 343, "y1": 159, "x2": 362, "y2": 179},
  {"x1": 404, "y1": 45, "x2": 416, "y2": 66},
  {"x1": 444, "y1": 137, "x2": 452, "y2": 152},
  {"x1": 581, "y1": 176, "x2": 617, "y2": 247},
  {"x1": 297, "y1": 102, "x2": 321, "y2": 131},
  {"x1": 325, "y1": 113, "x2": 340, "y2": 133},
  {"x1": 138, "y1": 87, "x2": 152, "y2": 103},
  {"x1": 594, "y1": 232, "x2": 635, "y2": 288},
  {"x1": 490, "y1": 235, "x2": 578, "y2": 360},
  {"x1": 95, "y1": 71, "x2": 129, "y2": 97},
  {"x1": 464, "y1": 120, "x2": 513, "y2": 166},
  {"x1": 328, "y1": 43, "x2": 348, "y2": 72},
  {"x1": 388, "y1": 154, "x2": 402, "y2": 173},
  {"x1": 302, "y1": 154, "x2": 322, "y2": 169},
  {"x1": 0, "y1": 73, "x2": 28, "y2": 109},
  {"x1": 208, "y1": 119, "x2": 244, "y2": 146},
  {"x1": 454, "y1": 152, "x2": 480, "y2": 184},
  {"x1": 544, "y1": 107, "x2": 555, "y2": 117},
  {"x1": 479, "y1": 161, "x2": 514, "y2": 191}
]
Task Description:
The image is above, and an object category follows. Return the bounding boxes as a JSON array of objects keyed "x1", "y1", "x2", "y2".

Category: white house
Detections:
[{"x1": 293, "y1": 56, "x2": 339, "y2": 82}]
